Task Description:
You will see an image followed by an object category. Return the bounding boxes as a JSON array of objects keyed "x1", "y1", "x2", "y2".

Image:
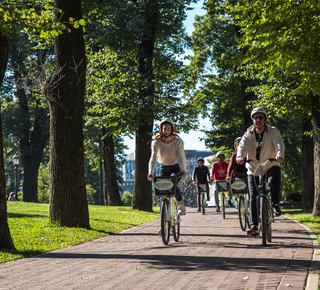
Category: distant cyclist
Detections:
[
  {"x1": 210, "y1": 151, "x2": 232, "y2": 212},
  {"x1": 236, "y1": 107, "x2": 285, "y2": 238},
  {"x1": 193, "y1": 157, "x2": 211, "y2": 212},
  {"x1": 226, "y1": 137, "x2": 247, "y2": 182}
]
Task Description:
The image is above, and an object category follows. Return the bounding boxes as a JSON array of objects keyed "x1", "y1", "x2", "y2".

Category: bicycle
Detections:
[
  {"x1": 246, "y1": 158, "x2": 276, "y2": 246},
  {"x1": 153, "y1": 173, "x2": 181, "y2": 245},
  {"x1": 215, "y1": 180, "x2": 230, "y2": 219},
  {"x1": 229, "y1": 177, "x2": 250, "y2": 231},
  {"x1": 196, "y1": 182, "x2": 209, "y2": 215}
]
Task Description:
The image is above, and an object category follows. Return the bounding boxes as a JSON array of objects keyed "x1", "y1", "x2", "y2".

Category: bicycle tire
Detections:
[
  {"x1": 161, "y1": 199, "x2": 170, "y2": 245},
  {"x1": 201, "y1": 193, "x2": 206, "y2": 215},
  {"x1": 266, "y1": 198, "x2": 272, "y2": 242},
  {"x1": 246, "y1": 194, "x2": 251, "y2": 228},
  {"x1": 172, "y1": 200, "x2": 180, "y2": 242},
  {"x1": 222, "y1": 193, "x2": 226, "y2": 219},
  {"x1": 238, "y1": 196, "x2": 247, "y2": 231},
  {"x1": 261, "y1": 195, "x2": 267, "y2": 246}
]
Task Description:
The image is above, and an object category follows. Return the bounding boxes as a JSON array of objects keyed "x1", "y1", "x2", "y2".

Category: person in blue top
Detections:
[{"x1": 193, "y1": 157, "x2": 211, "y2": 212}]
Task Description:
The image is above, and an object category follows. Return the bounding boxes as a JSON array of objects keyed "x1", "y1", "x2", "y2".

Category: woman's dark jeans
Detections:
[
  {"x1": 248, "y1": 165, "x2": 281, "y2": 227},
  {"x1": 159, "y1": 164, "x2": 182, "y2": 202}
]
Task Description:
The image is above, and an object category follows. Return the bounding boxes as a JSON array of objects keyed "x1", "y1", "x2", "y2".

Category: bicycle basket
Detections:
[
  {"x1": 153, "y1": 175, "x2": 178, "y2": 197},
  {"x1": 230, "y1": 179, "x2": 247, "y2": 194},
  {"x1": 216, "y1": 180, "x2": 229, "y2": 192},
  {"x1": 198, "y1": 183, "x2": 208, "y2": 192}
]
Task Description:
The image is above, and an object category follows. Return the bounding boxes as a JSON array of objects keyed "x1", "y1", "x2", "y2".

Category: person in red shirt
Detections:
[{"x1": 210, "y1": 151, "x2": 231, "y2": 212}]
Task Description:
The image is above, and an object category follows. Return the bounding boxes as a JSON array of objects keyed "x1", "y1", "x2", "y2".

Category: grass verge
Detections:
[
  {"x1": 282, "y1": 208, "x2": 320, "y2": 243},
  {"x1": 1, "y1": 202, "x2": 160, "y2": 263}
]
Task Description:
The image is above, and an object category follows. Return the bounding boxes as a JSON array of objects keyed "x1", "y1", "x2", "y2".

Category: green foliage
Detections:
[
  {"x1": 121, "y1": 191, "x2": 133, "y2": 206},
  {"x1": 189, "y1": 11, "x2": 254, "y2": 150},
  {"x1": 2, "y1": 202, "x2": 160, "y2": 263},
  {"x1": 84, "y1": 0, "x2": 199, "y2": 136},
  {"x1": 38, "y1": 162, "x2": 49, "y2": 203},
  {"x1": 0, "y1": 0, "x2": 86, "y2": 40}
]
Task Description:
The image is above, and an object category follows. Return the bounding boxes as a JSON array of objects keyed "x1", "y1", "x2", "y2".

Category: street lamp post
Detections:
[{"x1": 12, "y1": 154, "x2": 19, "y2": 200}]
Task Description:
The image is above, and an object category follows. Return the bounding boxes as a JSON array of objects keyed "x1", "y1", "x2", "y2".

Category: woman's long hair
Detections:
[{"x1": 154, "y1": 122, "x2": 180, "y2": 140}]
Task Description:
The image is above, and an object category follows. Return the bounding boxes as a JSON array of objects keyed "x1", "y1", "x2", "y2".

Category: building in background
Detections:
[{"x1": 120, "y1": 150, "x2": 213, "y2": 195}]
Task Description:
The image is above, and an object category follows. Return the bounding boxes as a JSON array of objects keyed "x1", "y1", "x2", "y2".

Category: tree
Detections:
[
  {"x1": 189, "y1": 6, "x2": 302, "y2": 201},
  {"x1": 47, "y1": 0, "x2": 89, "y2": 228},
  {"x1": 0, "y1": 0, "x2": 62, "y2": 249},
  {"x1": 85, "y1": 0, "x2": 198, "y2": 211},
  {"x1": 204, "y1": 0, "x2": 319, "y2": 213},
  {"x1": 0, "y1": 32, "x2": 15, "y2": 250},
  {"x1": 7, "y1": 38, "x2": 50, "y2": 202}
]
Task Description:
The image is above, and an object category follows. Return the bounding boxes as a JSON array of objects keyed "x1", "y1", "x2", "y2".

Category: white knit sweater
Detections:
[
  {"x1": 148, "y1": 137, "x2": 187, "y2": 174},
  {"x1": 237, "y1": 124, "x2": 285, "y2": 176}
]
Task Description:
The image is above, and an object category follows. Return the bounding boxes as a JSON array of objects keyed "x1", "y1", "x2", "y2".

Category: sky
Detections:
[{"x1": 124, "y1": 1, "x2": 210, "y2": 154}]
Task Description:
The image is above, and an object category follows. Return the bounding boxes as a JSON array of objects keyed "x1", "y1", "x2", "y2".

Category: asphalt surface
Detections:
[{"x1": 0, "y1": 206, "x2": 319, "y2": 290}]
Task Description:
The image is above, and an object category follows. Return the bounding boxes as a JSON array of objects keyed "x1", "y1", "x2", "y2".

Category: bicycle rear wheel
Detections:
[
  {"x1": 222, "y1": 193, "x2": 226, "y2": 219},
  {"x1": 161, "y1": 199, "x2": 170, "y2": 245},
  {"x1": 172, "y1": 200, "x2": 180, "y2": 242},
  {"x1": 261, "y1": 196, "x2": 267, "y2": 246},
  {"x1": 238, "y1": 195, "x2": 247, "y2": 231},
  {"x1": 201, "y1": 193, "x2": 206, "y2": 215}
]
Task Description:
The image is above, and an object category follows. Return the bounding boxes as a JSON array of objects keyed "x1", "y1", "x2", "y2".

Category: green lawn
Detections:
[{"x1": 1, "y1": 202, "x2": 160, "y2": 263}]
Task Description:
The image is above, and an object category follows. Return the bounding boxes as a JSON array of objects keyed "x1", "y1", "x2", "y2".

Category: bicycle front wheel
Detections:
[
  {"x1": 172, "y1": 199, "x2": 180, "y2": 242},
  {"x1": 266, "y1": 198, "x2": 272, "y2": 242},
  {"x1": 201, "y1": 193, "x2": 206, "y2": 215},
  {"x1": 161, "y1": 199, "x2": 170, "y2": 245},
  {"x1": 261, "y1": 196, "x2": 267, "y2": 246},
  {"x1": 222, "y1": 193, "x2": 226, "y2": 219},
  {"x1": 238, "y1": 195, "x2": 247, "y2": 231}
]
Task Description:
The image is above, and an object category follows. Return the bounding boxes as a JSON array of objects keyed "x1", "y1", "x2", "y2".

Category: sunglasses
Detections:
[{"x1": 253, "y1": 116, "x2": 264, "y2": 120}]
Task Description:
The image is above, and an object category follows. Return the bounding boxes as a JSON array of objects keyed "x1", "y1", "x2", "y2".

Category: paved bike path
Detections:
[{"x1": 0, "y1": 206, "x2": 318, "y2": 290}]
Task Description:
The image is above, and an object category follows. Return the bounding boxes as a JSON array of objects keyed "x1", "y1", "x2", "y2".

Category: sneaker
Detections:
[
  {"x1": 197, "y1": 207, "x2": 201, "y2": 212},
  {"x1": 273, "y1": 204, "x2": 282, "y2": 216},
  {"x1": 207, "y1": 195, "x2": 210, "y2": 201},
  {"x1": 216, "y1": 206, "x2": 221, "y2": 212},
  {"x1": 247, "y1": 225, "x2": 260, "y2": 238},
  {"x1": 178, "y1": 204, "x2": 186, "y2": 215},
  {"x1": 228, "y1": 200, "x2": 234, "y2": 207}
]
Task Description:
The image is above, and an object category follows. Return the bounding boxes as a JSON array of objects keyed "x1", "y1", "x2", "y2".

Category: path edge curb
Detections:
[{"x1": 287, "y1": 216, "x2": 319, "y2": 290}]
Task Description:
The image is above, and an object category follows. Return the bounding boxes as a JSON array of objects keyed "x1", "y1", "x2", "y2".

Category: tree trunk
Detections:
[
  {"x1": 301, "y1": 117, "x2": 314, "y2": 211},
  {"x1": 131, "y1": 0, "x2": 158, "y2": 212},
  {"x1": 102, "y1": 128, "x2": 121, "y2": 206},
  {"x1": 0, "y1": 32, "x2": 15, "y2": 249},
  {"x1": 10, "y1": 41, "x2": 49, "y2": 202},
  {"x1": 22, "y1": 123, "x2": 48, "y2": 202},
  {"x1": 48, "y1": 0, "x2": 89, "y2": 228},
  {"x1": 311, "y1": 94, "x2": 320, "y2": 218},
  {"x1": 132, "y1": 124, "x2": 153, "y2": 211}
]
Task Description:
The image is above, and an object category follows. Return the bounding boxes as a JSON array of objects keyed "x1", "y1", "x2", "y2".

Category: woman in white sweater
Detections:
[{"x1": 147, "y1": 118, "x2": 187, "y2": 215}]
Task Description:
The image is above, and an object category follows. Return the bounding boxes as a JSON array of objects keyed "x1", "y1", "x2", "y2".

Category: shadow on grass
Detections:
[
  {"x1": 1, "y1": 248, "x2": 42, "y2": 257},
  {"x1": 7, "y1": 212, "x2": 48, "y2": 219}
]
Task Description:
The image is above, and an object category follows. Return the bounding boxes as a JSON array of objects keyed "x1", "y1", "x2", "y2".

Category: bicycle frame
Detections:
[
  {"x1": 247, "y1": 158, "x2": 276, "y2": 246},
  {"x1": 215, "y1": 180, "x2": 229, "y2": 219},
  {"x1": 196, "y1": 182, "x2": 208, "y2": 215},
  {"x1": 230, "y1": 178, "x2": 249, "y2": 231},
  {"x1": 153, "y1": 173, "x2": 181, "y2": 245}
]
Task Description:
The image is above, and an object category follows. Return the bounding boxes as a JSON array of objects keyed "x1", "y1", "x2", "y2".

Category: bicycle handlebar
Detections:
[{"x1": 246, "y1": 158, "x2": 277, "y2": 167}]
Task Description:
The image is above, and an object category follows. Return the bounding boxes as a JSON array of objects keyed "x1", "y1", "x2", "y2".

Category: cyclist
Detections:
[
  {"x1": 147, "y1": 118, "x2": 187, "y2": 216},
  {"x1": 210, "y1": 151, "x2": 231, "y2": 212},
  {"x1": 192, "y1": 157, "x2": 211, "y2": 212},
  {"x1": 226, "y1": 137, "x2": 247, "y2": 182},
  {"x1": 236, "y1": 107, "x2": 285, "y2": 238}
]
